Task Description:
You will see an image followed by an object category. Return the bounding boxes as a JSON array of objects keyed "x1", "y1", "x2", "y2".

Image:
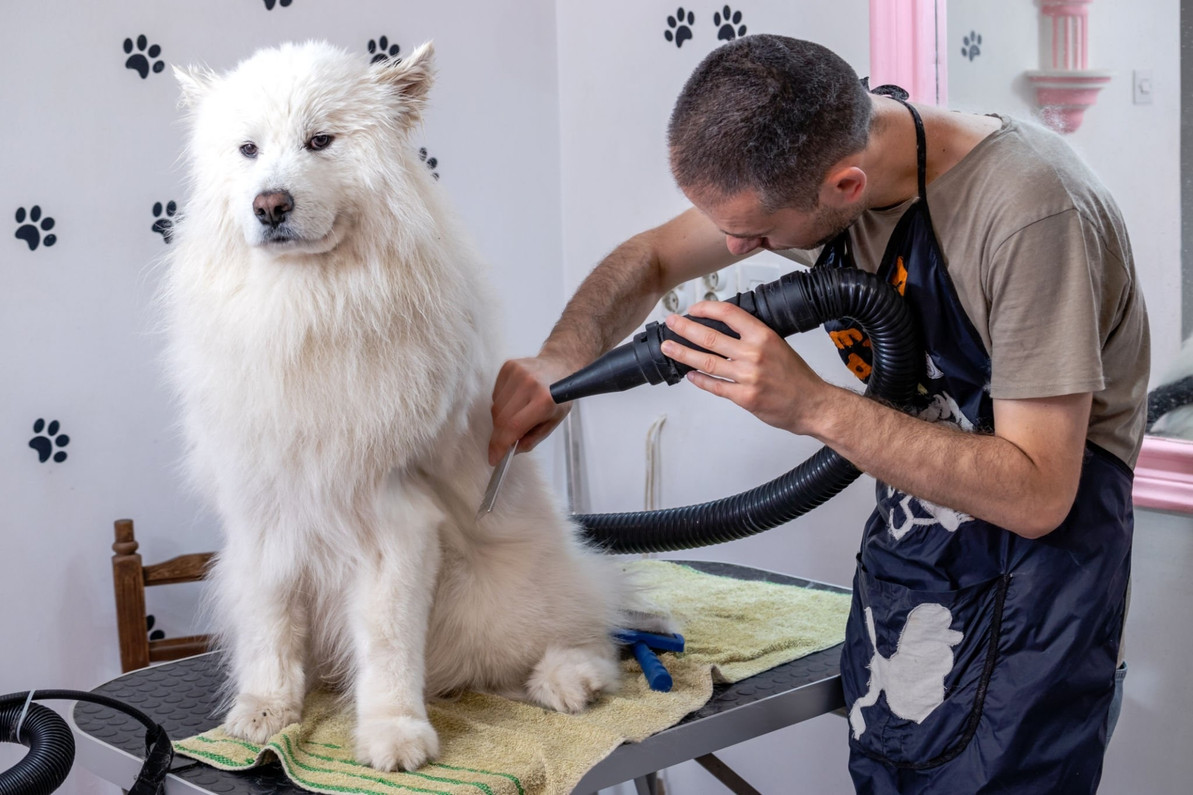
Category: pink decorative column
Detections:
[
  {"x1": 1026, "y1": 0, "x2": 1110, "y2": 133},
  {"x1": 869, "y1": 0, "x2": 948, "y2": 106}
]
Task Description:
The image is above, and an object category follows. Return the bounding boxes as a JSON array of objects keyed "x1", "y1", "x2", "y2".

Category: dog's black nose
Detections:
[{"x1": 253, "y1": 190, "x2": 294, "y2": 228}]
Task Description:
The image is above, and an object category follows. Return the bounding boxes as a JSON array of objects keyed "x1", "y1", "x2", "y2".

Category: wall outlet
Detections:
[
  {"x1": 656, "y1": 279, "x2": 695, "y2": 321},
  {"x1": 700, "y1": 266, "x2": 737, "y2": 302}
]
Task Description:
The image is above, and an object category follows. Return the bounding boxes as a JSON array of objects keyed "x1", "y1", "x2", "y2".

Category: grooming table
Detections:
[{"x1": 69, "y1": 561, "x2": 848, "y2": 794}]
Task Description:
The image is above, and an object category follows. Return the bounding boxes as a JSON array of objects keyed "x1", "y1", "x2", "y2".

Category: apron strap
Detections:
[
  {"x1": 894, "y1": 98, "x2": 928, "y2": 202},
  {"x1": 865, "y1": 82, "x2": 928, "y2": 202}
]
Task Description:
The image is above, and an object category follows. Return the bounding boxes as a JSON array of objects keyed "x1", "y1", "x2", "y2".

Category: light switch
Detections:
[{"x1": 1133, "y1": 70, "x2": 1154, "y2": 105}]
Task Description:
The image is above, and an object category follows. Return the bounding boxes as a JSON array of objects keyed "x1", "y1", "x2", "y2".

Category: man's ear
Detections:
[
  {"x1": 373, "y1": 41, "x2": 435, "y2": 124},
  {"x1": 173, "y1": 64, "x2": 218, "y2": 109},
  {"x1": 821, "y1": 164, "x2": 867, "y2": 208}
]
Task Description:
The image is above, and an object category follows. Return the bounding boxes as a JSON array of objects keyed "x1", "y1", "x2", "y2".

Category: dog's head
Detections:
[{"x1": 175, "y1": 41, "x2": 435, "y2": 256}]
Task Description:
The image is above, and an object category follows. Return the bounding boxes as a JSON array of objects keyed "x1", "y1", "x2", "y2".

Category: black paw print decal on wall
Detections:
[
  {"x1": 714, "y1": 5, "x2": 747, "y2": 41},
  {"x1": 368, "y1": 36, "x2": 401, "y2": 63},
  {"x1": 665, "y1": 7, "x2": 695, "y2": 48},
  {"x1": 419, "y1": 148, "x2": 439, "y2": 180},
  {"x1": 29, "y1": 419, "x2": 70, "y2": 463},
  {"x1": 15, "y1": 206, "x2": 56, "y2": 251},
  {"x1": 962, "y1": 31, "x2": 982, "y2": 61},
  {"x1": 147, "y1": 615, "x2": 166, "y2": 642},
  {"x1": 152, "y1": 201, "x2": 177, "y2": 243},
  {"x1": 124, "y1": 35, "x2": 165, "y2": 79},
  {"x1": 263, "y1": 0, "x2": 292, "y2": 9}
]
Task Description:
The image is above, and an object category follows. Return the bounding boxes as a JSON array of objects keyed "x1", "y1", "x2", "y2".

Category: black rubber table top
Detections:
[{"x1": 73, "y1": 560, "x2": 848, "y2": 794}]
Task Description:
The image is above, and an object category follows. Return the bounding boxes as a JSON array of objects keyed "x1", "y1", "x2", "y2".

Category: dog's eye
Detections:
[
  {"x1": 239, "y1": 142, "x2": 258, "y2": 159},
  {"x1": 306, "y1": 134, "x2": 334, "y2": 152}
]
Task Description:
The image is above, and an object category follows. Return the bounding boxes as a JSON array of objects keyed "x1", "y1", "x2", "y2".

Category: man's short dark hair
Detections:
[{"x1": 668, "y1": 35, "x2": 872, "y2": 211}]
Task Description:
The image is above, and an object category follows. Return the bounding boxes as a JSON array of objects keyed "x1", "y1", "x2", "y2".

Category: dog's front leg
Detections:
[
  {"x1": 351, "y1": 478, "x2": 444, "y2": 772},
  {"x1": 219, "y1": 533, "x2": 309, "y2": 743}
]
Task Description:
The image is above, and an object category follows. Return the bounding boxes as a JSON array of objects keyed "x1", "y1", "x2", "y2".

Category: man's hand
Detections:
[
  {"x1": 660, "y1": 301, "x2": 832, "y2": 434},
  {"x1": 488, "y1": 356, "x2": 575, "y2": 465}
]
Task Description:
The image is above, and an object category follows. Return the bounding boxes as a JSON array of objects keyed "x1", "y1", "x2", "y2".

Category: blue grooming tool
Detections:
[{"x1": 613, "y1": 629, "x2": 685, "y2": 692}]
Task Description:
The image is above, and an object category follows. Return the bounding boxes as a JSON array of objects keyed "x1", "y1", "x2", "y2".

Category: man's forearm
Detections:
[
  {"x1": 810, "y1": 387, "x2": 1087, "y2": 538},
  {"x1": 539, "y1": 233, "x2": 667, "y2": 368}
]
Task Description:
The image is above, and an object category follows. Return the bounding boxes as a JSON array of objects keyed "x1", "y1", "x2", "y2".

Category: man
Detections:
[{"x1": 490, "y1": 35, "x2": 1148, "y2": 792}]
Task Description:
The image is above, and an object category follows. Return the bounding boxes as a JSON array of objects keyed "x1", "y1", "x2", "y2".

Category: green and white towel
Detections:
[{"x1": 175, "y1": 560, "x2": 851, "y2": 795}]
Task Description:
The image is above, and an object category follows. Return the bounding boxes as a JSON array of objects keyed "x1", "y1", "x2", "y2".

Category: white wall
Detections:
[
  {"x1": 2, "y1": 1, "x2": 1189, "y2": 794},
  {"x1": 0, "y1": 2, "x2": 564, "y2": 792}
]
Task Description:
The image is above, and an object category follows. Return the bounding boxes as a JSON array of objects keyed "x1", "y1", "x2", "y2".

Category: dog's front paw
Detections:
[
  {"x1": 223, "y1": 694, "x2": 301, "y2": 743},
  {"x1": 355, "y1": 714, "x2": 439, "y2": 772},
  {"x1": 526, "y1": 646, "x2": 620, "y2": 713}
]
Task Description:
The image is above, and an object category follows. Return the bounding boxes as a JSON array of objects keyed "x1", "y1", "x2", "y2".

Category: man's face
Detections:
[{"x1": 688, "y1": 188, "x2": 861, "y2": 255}]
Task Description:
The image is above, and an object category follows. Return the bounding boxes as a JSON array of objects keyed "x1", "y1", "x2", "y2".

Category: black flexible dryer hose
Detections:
[
  {"x1": 0, "y1": 690, "x2": 173, "y2": 795},
  {"x1": 0, "y1": 701, "x2": 73, "y2": 795},
  {"x1": 551, "y1": 267, "x2": 921, "y2": 553}
]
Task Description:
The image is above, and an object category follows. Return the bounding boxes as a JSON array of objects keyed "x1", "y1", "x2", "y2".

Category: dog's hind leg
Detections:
[
  {"x1": 350, "y1": 476, "x2": 445, "y2": 772},
  {"x1": 525, "y1": 644, "x2": 622, "y2": 714},
  {"x1": 218, "y1": 528, "x2": 310, "y2": 743}
]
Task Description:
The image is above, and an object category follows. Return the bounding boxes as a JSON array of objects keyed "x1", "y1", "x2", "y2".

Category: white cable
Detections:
[{"x1": 12, "y1": 690, "x2": 34, "y2": 741}]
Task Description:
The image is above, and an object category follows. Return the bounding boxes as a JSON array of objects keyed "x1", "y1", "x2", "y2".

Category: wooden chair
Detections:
[{"x1": 111, "y1": 518, "x2": 215, "y2": 673}]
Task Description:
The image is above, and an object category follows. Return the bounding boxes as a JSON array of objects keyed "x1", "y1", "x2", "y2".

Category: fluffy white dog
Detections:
[{"x1": 163, "y1": 41, "x2": 642, "y2": 772}]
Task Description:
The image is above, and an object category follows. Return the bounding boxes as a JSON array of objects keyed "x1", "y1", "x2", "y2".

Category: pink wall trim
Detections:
[
  {"x1": 1027, "y1": 0, "x2": 1107, "y2": 133},
  {"x1": 1025, "y1": 71, "x2": 1112, "y2": 133},
  {"x1": 1133, "y1": 436, "x2": 1193, "y2": 514},
  {"x1": 869, "y1": 0, "x2": 947, "y2": 105}
]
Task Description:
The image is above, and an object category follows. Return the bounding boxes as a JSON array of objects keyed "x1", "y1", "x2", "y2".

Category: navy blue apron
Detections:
[{"x1": 814, "y1": 95, "x2": 1133, "y2": 794}]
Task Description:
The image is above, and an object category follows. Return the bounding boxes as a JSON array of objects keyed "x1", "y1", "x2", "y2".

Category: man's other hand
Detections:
[{"x1": 488, "y1": 356, "x2": 575, "y2": 465}]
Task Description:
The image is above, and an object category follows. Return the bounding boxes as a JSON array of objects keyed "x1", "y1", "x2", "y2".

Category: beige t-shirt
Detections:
[{"x1": 781, "y1": 116, "x2": 1150, "y2": 467}]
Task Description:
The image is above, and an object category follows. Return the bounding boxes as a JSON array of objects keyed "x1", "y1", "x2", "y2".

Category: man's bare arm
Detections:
[
  {"x1": 541, "y1": 207, "x2": 747, "y2": 368},
  {"x1": 488, "y1": 207, "x2": 745, "y2": 463},
  {"x1": 811, "y1": 390, "x2": 1091, "y2": 537}
]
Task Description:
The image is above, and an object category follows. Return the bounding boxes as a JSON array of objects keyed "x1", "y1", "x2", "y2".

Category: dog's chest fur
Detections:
[{"x1": 171, "y1": 237, "x2": 491, "y2": 490}]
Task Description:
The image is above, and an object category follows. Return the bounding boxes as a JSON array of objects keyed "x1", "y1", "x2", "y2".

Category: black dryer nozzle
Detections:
[
  {"x1": 549, "y1": 322, "x2": 691, "y2": 404},
  {"x1": 549, "y1": 271, "x2": 824, "y2": 404}
]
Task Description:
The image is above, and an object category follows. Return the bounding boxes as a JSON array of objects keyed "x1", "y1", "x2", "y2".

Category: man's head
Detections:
[{"x1": 668, "y1": 35, "x2": 873, "y2": 251}]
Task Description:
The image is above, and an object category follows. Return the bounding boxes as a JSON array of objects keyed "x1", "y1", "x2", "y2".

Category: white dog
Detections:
[{"x1": 163, "y1": 41, "x2": 643, "y2": 772}]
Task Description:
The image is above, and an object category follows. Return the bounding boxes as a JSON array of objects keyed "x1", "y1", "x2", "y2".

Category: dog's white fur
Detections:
[{"x1": 163, "y1": 41, "x2": 638, "y2": 771}]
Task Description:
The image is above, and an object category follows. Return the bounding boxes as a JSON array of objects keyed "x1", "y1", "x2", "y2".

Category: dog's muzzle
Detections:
[{"x1": 254, "y1": 190, "x2": 294, "y2": 229}]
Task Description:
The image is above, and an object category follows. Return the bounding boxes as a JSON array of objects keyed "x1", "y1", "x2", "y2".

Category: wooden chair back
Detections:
[{"x1": 111, "y1": 518, "x2": 215, "y2": 673}]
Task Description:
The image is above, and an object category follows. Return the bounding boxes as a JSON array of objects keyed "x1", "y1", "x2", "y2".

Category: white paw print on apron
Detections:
[
  {"x1": 885, "y1": 485, "x2": 973, "y2": 541},
  {"x1": 849, "y1": 603, "x2": 964, "y2": 739},
  {"x1": 915, "y1": 378, "x2": 975, "y2": 433}
]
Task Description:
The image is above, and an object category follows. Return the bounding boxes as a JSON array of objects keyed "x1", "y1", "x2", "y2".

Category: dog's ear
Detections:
[
  {"x1": 374, "y1": 41, "x2": 435, "y2": 123},
  {"x1": 174, "y1": 65, "x2": 218, "y2": 108}
]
